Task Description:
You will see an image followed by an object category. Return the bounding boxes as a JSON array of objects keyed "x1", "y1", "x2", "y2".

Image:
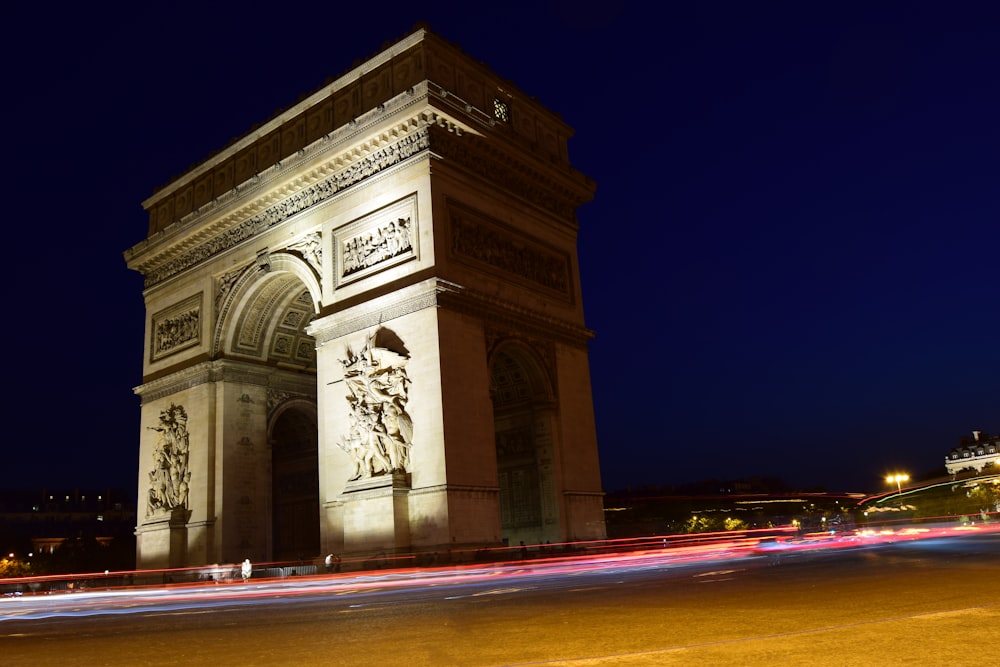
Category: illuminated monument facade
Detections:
[{"x1": 124, "y1": 26, "x2": 606, "y2": 568}]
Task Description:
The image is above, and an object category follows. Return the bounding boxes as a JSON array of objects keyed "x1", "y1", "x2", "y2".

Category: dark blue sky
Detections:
[{"x1": 4, "y1": 2, "x2": 997, "y2": 494}]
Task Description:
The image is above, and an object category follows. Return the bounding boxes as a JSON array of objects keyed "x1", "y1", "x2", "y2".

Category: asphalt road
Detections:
[{"x1": 3, "y1": 533, "x2": 1000, "y2": 666}]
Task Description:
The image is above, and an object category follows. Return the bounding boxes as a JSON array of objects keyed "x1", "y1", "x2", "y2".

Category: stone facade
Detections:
[{"x1": 124, "y1": 26, "x2": 606, "y2": 568}]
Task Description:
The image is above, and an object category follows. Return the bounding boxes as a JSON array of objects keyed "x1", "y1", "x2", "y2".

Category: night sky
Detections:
[{"x1": 5, "y1": 2, "x2": 997, "y2": 495}]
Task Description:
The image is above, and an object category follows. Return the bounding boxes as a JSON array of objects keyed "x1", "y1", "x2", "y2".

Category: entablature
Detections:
[
  {"x1": 126, "y1": 102, "x2": 591, "y2": 291},
  {"x1": 136, "y1": 27, "x2": 582, "y2": 238},
  {"x1": 125, "y1": 97, "x2": 452, "y2": 287}
]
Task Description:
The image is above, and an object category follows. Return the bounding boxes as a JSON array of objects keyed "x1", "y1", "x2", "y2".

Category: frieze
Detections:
[
  {"x1": 143, "y1": 127, "x2": 431, "y2": 288},
  {"x1": 428, "y1": 124, "x2": 583, "y2": 220},
  {"x1": 440, "y1": 285, "x2": 593, "y2": 349},
  {"x1": 151, "y1": 293, "x2": 202, "y2": 363},
  {"x1": 449, "y1": 204, "x2": 570, "y2": 296}
]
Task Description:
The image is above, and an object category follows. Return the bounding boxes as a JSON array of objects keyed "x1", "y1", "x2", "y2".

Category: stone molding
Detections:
[
  {"x1": 135, "y1": 507, "x2": 191, "y2": 532},
  {"x1": 212, "y1": 252, "x2": 320, "y2": 360},
  {"x1": 306, "y1": 280, "x2": 449, "y2": 345},
  {"x1": 136, "y1": 124, "x2": 433, "y2": 288},
  {"x1": 428, "y1": 123, "x2": 583, "y2": 220},
  {"x1": 129, "y1": 102, "x2": 589, "y2": 291},
  {"x1": 134, "y1": 359, "x2": 315, "y2": 405},
  {"x1": 407, "y1": 484, "x2": 500, "y2": 499},
  {"x1": 340, "y1": 472, "x2": 411, "y2": 501},
  {"x1": 485, "y1": 328, "x2": 558, "y2": 396},
  {"x1": 136, "y1": 28, "x2": 583, "y2": 233},
  {"x1": 439, "y1": 283, "x2": 594, "y2": 348},
  {"x1": 307, "y1": 278, "x2": 590, "y2": 349},
  {"x1": 563, "y1": 490, "x2": 606, "y2": 498},
  {"x1": 136, "y1": 74, "x2": 436, "y2": 233}
]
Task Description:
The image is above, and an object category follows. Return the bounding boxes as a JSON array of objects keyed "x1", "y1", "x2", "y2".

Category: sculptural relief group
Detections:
[{"x1": 338, "y1": 330, "x2": 414, "y2": 480}]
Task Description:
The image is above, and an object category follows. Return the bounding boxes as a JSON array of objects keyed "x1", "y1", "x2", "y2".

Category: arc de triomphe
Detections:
[{"x1": 124, "y1": 26, "x2": 606, "y2": 569}]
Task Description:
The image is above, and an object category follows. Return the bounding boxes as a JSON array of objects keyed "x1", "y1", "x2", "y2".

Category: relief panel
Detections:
[
  {"x1": 150, "y1": 293, "x2": 202, "y2": 363},
  {"x1": 334, "y1": 195, "x2": 417, "y2": 288},
  {"x1": 447, "y1": 201, "x2": 571, "y2": 299},
  {"x1": 174, "y1": 185, "x2": 193, "y2": 219},
  {"x1": 233, "y1": 146, "x2": 257, "y2": 186}
]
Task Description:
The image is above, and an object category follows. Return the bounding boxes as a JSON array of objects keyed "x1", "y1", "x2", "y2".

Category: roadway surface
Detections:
[{"x1": 3, "y1": 531, "x2": 1000, "y2": 666}]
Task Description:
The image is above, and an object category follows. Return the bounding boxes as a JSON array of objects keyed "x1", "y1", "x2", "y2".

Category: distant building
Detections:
[
  {"x1": 945, "y1": 431, "x2": 1000, "y2": 476},
  {"x1": 0, "y1": 488, "x2": 136, "y2": 561},
  {"x1": 602, "y1": 484, "x2": 864, "y2": 539}
]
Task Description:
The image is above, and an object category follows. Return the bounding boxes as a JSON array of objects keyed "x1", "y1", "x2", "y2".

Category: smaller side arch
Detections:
[
  {"x1": 488, "y1": 339, "x2": 560, "y2": 547},
  {"x1": 488, "y1": 339, "x2": 555, "y2": 407}
]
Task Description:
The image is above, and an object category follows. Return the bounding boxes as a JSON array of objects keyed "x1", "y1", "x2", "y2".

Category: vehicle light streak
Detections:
[{"x1": 6, "y1": 521, "x2": 1000, "y2": 624}]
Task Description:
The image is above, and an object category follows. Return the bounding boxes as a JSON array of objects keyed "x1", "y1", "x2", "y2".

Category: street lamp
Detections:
[{"x1": 886, "y1": 473, "x2": 909, "y2": 507}]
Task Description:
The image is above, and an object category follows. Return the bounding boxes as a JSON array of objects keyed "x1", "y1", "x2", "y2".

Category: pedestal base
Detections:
[
  {"x1": 135, "y1": 508, "x2": 192, "y2": 569},
  {"x1": 341, "y1": 473, "x2": 411, "y2": 554}
]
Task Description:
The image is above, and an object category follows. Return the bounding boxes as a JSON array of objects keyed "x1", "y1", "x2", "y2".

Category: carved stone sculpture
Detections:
[
  {"x1": 154, "y1": 308, "x2": 200, "y2": 356},
  {"x1": 338, "y1": 329, "x2": 413, "y2": 480},
  {"x1": 146, "y1": 403, "x2": 192, "y2": 516},
  {"x1": 342, "y1": 217, "x2": 413, "y2": 276},
  {"x1": 287, "y1": 232, "x2": 322, "y2": 273}
]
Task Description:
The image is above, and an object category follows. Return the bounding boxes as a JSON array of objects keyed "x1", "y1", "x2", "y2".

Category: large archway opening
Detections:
[
  {"x1": 217, "y1": 255, "x2": 320, "y2": 563},
  {"x1": 490, "y1": 345, "x2": 556, "y2": 547},
  {"x1": 270, "y1": 402, "x2": 319, "y2": 561}
]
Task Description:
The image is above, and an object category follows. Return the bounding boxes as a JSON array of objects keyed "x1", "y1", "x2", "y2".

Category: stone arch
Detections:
[
  {"x1": 268, "y1": 398, "x2": 319, "y2": 562},
  {"x1": 489, "y1": 340, "x2": 558, "y2": 547},
  {"x1": 213, "y1": 251, "x2": 320, "y2": 364},
  {"x1": 213, "y1": 252, "x2": 321, "y2": 563}
]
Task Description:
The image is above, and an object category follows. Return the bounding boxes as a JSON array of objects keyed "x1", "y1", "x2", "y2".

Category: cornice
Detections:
[
  {"x1": 141, "y1": 27, "x2": 435, "y2": 209},
  {"x1": 306, "y1": 279, "x2": 448, "y2": 345},
  {"x1": 127, "y1": 86, "x2": 593, "y2": 291},
  {"x1": 133, "y1": 358, "x2": 316, "y2": 405},
  {"x1": 127, "y1": 105, "x2": 463, "y2": 288},
  {"x1": 134, "y1": 361, "x2": 217, "y2": 402},
  {"x1": 408, "y1": 484, "x2": 500, "y2": 498},
  {"x1": 306, "y1": 278, "x2": 592, "y2": 349},
  {"x1": 437, "y1": 282, "x2": 595, "y2": 348},
  {"x1": 424, "y1": 83, "x2": 595, "y2": 218}
]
